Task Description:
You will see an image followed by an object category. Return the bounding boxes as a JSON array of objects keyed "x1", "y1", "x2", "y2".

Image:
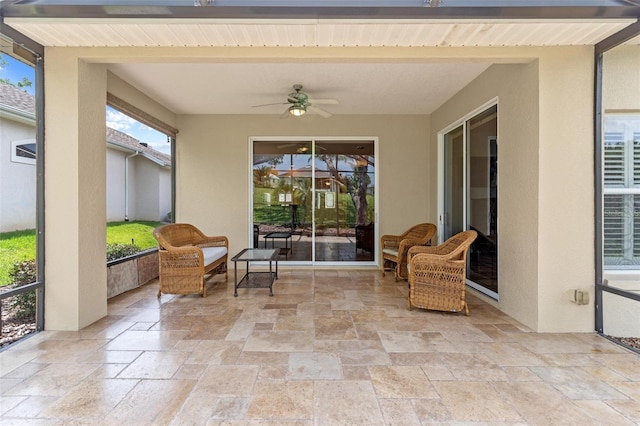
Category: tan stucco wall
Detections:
[
  {"x1": 45, "y1": 51, "x2": 109, "y2": 329},
  {"x1": 603, "y1": 45, "x2": 640, "y2": 111},
  {"x1": 431, "y1": 47, "x2": 595, "y2": 332},
  {"x1": 537, "y1": 47, "x2": 595, "y2": 332},
  {"x1": 175, "y1": 115, "x2": 430, "y2": 258}
]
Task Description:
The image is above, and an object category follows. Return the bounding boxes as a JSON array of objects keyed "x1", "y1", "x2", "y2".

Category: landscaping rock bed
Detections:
[
  {"x1": 610, "y1": 336, "x2": 640, "y2": 352},
  {"x1": 0, "y1": 299, "x2": 36, "y2": 348}
]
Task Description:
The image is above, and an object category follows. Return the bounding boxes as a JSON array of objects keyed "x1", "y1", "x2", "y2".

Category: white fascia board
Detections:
[
  {"x1": 0, "y1": 105, "x2": 36, "y2": 126},
  {"x1": 140, "y1": 151, "x2": 168, "y2": 167},
  {"x1": 106, "y1": 140, "x2": 170, "y2": 166},
  {"x1": 106, "y1": 140, "x2": 137, "y2": 154}
]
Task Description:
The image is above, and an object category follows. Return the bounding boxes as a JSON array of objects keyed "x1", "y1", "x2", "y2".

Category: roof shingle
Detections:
[{"x1": 0, "y1": 82, "x2": 35, "y2": 114}]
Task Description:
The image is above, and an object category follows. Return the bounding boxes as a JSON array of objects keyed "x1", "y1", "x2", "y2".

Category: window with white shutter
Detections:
[{"x1": 603, "y1": 116, "x2": 640, "y2": 268}]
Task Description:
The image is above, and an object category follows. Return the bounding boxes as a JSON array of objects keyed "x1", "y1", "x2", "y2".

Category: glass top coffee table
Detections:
[{"x1": 231, "y1": 248, "x2": 279, "y2": 297}]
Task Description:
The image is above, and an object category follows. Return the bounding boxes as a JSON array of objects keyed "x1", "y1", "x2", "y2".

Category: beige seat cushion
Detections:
[
  {"x1": 383, "y1": 248, "x2": 398, "y2": 257},
  {"x1": 202, "y1": 247, "x2": 227, "y2": 265}
]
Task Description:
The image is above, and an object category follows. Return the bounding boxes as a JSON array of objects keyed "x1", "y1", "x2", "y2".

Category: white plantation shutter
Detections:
[
  {"x1": 634, "y1": 133, "x2": 640, "y2": 185},
  {"x1": 603, "y1": 194, "x2": 624, "y2": 261},
  {"x1": 604, "y1": 132, "x2": 625, "y2": 186},
  {"x1": 603, "y1": 123, "x2": 640, "y2": 267}
]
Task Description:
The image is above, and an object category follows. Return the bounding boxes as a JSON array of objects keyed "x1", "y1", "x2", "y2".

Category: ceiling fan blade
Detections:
[
  {"x1": 279, "y1": 108, "x2": 290, "y2": 119},
  {"x1": 252, "y1": 102, "x2": 288, "y2": 108},
  {"x1": 309, "y1": 105, "x2": 332, "y2": 118},
  {"x1": 276, "y1": 142, "x2": 326, "y2": 152},
  {"x1": 309, "y1": 98, "x2": 339, "y2": 105}
]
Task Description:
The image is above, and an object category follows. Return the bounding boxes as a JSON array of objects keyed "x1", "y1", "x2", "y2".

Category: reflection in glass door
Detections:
[
  {"x1": 440, "y1": 104, "x2": 498, "y2": 298},
  {"x1": 252, "y1": 141, "x2": 313, "y2": 262},
  {"x1": 314, "y1": 141, "x2": 375, "y2": 262},
  {"x1": 252, "y1": 139, "x2": 376, "y2": 264},
  {"x1": 443, "y1": 125, "x2": 465, "y2": 240}
]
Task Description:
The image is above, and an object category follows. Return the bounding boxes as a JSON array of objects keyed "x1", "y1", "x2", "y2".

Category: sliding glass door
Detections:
[
  {"x1": 440, "y1": 104, "x2": 498, "y2": 298},
  {"x1": 252, "y1": 138, "x2": 376, "y2": 264}
]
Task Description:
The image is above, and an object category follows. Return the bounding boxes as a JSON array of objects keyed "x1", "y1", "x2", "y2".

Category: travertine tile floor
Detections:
[{"x1": 1, "y1": 269, "x2": 640, "y2": 425}]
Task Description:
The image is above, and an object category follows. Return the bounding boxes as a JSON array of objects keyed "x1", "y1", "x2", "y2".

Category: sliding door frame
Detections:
[
  {"x1": 437, "y1": 98, "x2": 499, "y2": 299},
  {"x1": 249, "y1": 136, "x2": 379, "y2": 267}
]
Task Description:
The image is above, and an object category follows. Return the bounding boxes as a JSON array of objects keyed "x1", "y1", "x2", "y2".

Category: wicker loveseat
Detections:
[
  {"x1": 381, "y1": 223, "x2": 437, "y2": 281},
  {"x1": 153, "y1": 223, "x2": 228, "y2": 298},
  {"x1": 407, "y1": 229, "x2": 477, "y2": 315}
]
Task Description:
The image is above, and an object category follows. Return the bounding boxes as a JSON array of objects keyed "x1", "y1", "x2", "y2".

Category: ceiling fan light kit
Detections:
[
  {"x1": 253, "y1": 84, "x2": 337, "y2": 118},
  {"x1": 289, "y1": 104, "x2": 306, "y2": 116}
]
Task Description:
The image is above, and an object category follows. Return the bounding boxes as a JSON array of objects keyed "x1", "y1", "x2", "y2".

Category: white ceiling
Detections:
[
  {"x1": 6, "y1": 17, "x2": 638, "y2": 116},
  {"x1": 107, "y1": 61, "x2": 493, "y2": 115}
]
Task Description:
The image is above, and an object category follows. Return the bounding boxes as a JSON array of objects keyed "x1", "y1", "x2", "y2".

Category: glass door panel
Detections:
[
  {"x1": 252, "y1": 141, "x2": 312, "y2": 262},
  {"x1": 467, "y1": 105, "x2": 498, "y2": 295},
  {"x1": 314, "y1": 141, "x2": 375, "y2": 262}
]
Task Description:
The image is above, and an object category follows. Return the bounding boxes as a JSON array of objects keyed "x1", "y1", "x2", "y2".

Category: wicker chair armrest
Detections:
[
  {"x1": 396, "y1": 238, "x2": 424, "y2": 261},
  {"x1": 196, "y1": 235, "x2": 229, "y2": 248},
  {"x1": 158, "y1": 245, "x2": 204, "y2": 268},
  {"x1": 380, "y1": 234, "x2": 401, "y2": 248}
]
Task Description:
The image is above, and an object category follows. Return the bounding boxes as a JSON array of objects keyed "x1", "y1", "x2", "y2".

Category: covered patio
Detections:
[{"x1": 1, "y1": 271, "x2": 639, "y2": 423}]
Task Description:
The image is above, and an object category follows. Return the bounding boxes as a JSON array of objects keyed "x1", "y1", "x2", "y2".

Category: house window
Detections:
[
  {"x1": 603, "y1": 115, "x2": 640, "y2": 268},
  {"x1": 11, "y1": 139, "x2": 36, "y2": 165}
]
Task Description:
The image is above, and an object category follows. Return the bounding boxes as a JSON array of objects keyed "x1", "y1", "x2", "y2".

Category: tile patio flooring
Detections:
[{"x1": 1, "y1": 269, "x2": 640, "y2": 425}]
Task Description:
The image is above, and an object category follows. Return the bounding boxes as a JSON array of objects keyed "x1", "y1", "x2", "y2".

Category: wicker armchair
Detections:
[
  {"x1": 381, "y1": 223, "x2": 437, "y2": 281},
  {"x1": 153, "y1": 223, "x2": 228, "y2": 298},
  {"x1": 407, "y1": 229, "x2": 477, "y2": 315}
]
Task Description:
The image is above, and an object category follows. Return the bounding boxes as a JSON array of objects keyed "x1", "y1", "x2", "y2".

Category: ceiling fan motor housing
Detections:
[{"x1": 289, "y1": 84, "x2": 309, "y2": 106}]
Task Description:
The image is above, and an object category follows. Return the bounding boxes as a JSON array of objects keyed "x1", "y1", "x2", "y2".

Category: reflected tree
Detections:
[
  {"x1": 253, "y1": 165, "x2": 272, "y2": 187},
  {"x1": 317, "y1": 154, "x2": 373, "y2": 226}
]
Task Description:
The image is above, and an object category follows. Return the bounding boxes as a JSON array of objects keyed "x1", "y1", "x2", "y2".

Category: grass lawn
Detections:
[
  {"x1": 106, "y1": 221, "x2": 162, "y2": 249},
  {"x1": 0, "y1": 229, "x2": 36, "y2": 287},
  {"x1": 0, "y1": 221, "x2": 162, "y2": 286}
]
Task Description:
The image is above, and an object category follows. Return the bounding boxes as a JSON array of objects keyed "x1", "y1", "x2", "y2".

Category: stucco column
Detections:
[
  {"x1": 44, "y1": 51, "x2": 107, "y2": 330},
  {"x1": 537, "y1": 47, "x2": 595, "y2": 332}
]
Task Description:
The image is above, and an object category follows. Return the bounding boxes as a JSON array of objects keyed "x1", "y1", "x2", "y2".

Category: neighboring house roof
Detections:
[
  {"x1": 106, "y1": 127, "x2": 171, "y2": 167},
  {"x1": 0, "y1": 82, "x2": 171, "y2": 167},
  {"x1": 0, "y1": 82, "x2": 34, "y2": 114},
  {"x1": 0, "y1": 82, "x2": 35, "y2": 124}
]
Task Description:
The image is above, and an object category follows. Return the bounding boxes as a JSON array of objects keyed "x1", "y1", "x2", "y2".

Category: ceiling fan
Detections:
[{"x1": 253, "y1": 84, "x2": 338, "y2": 118}]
